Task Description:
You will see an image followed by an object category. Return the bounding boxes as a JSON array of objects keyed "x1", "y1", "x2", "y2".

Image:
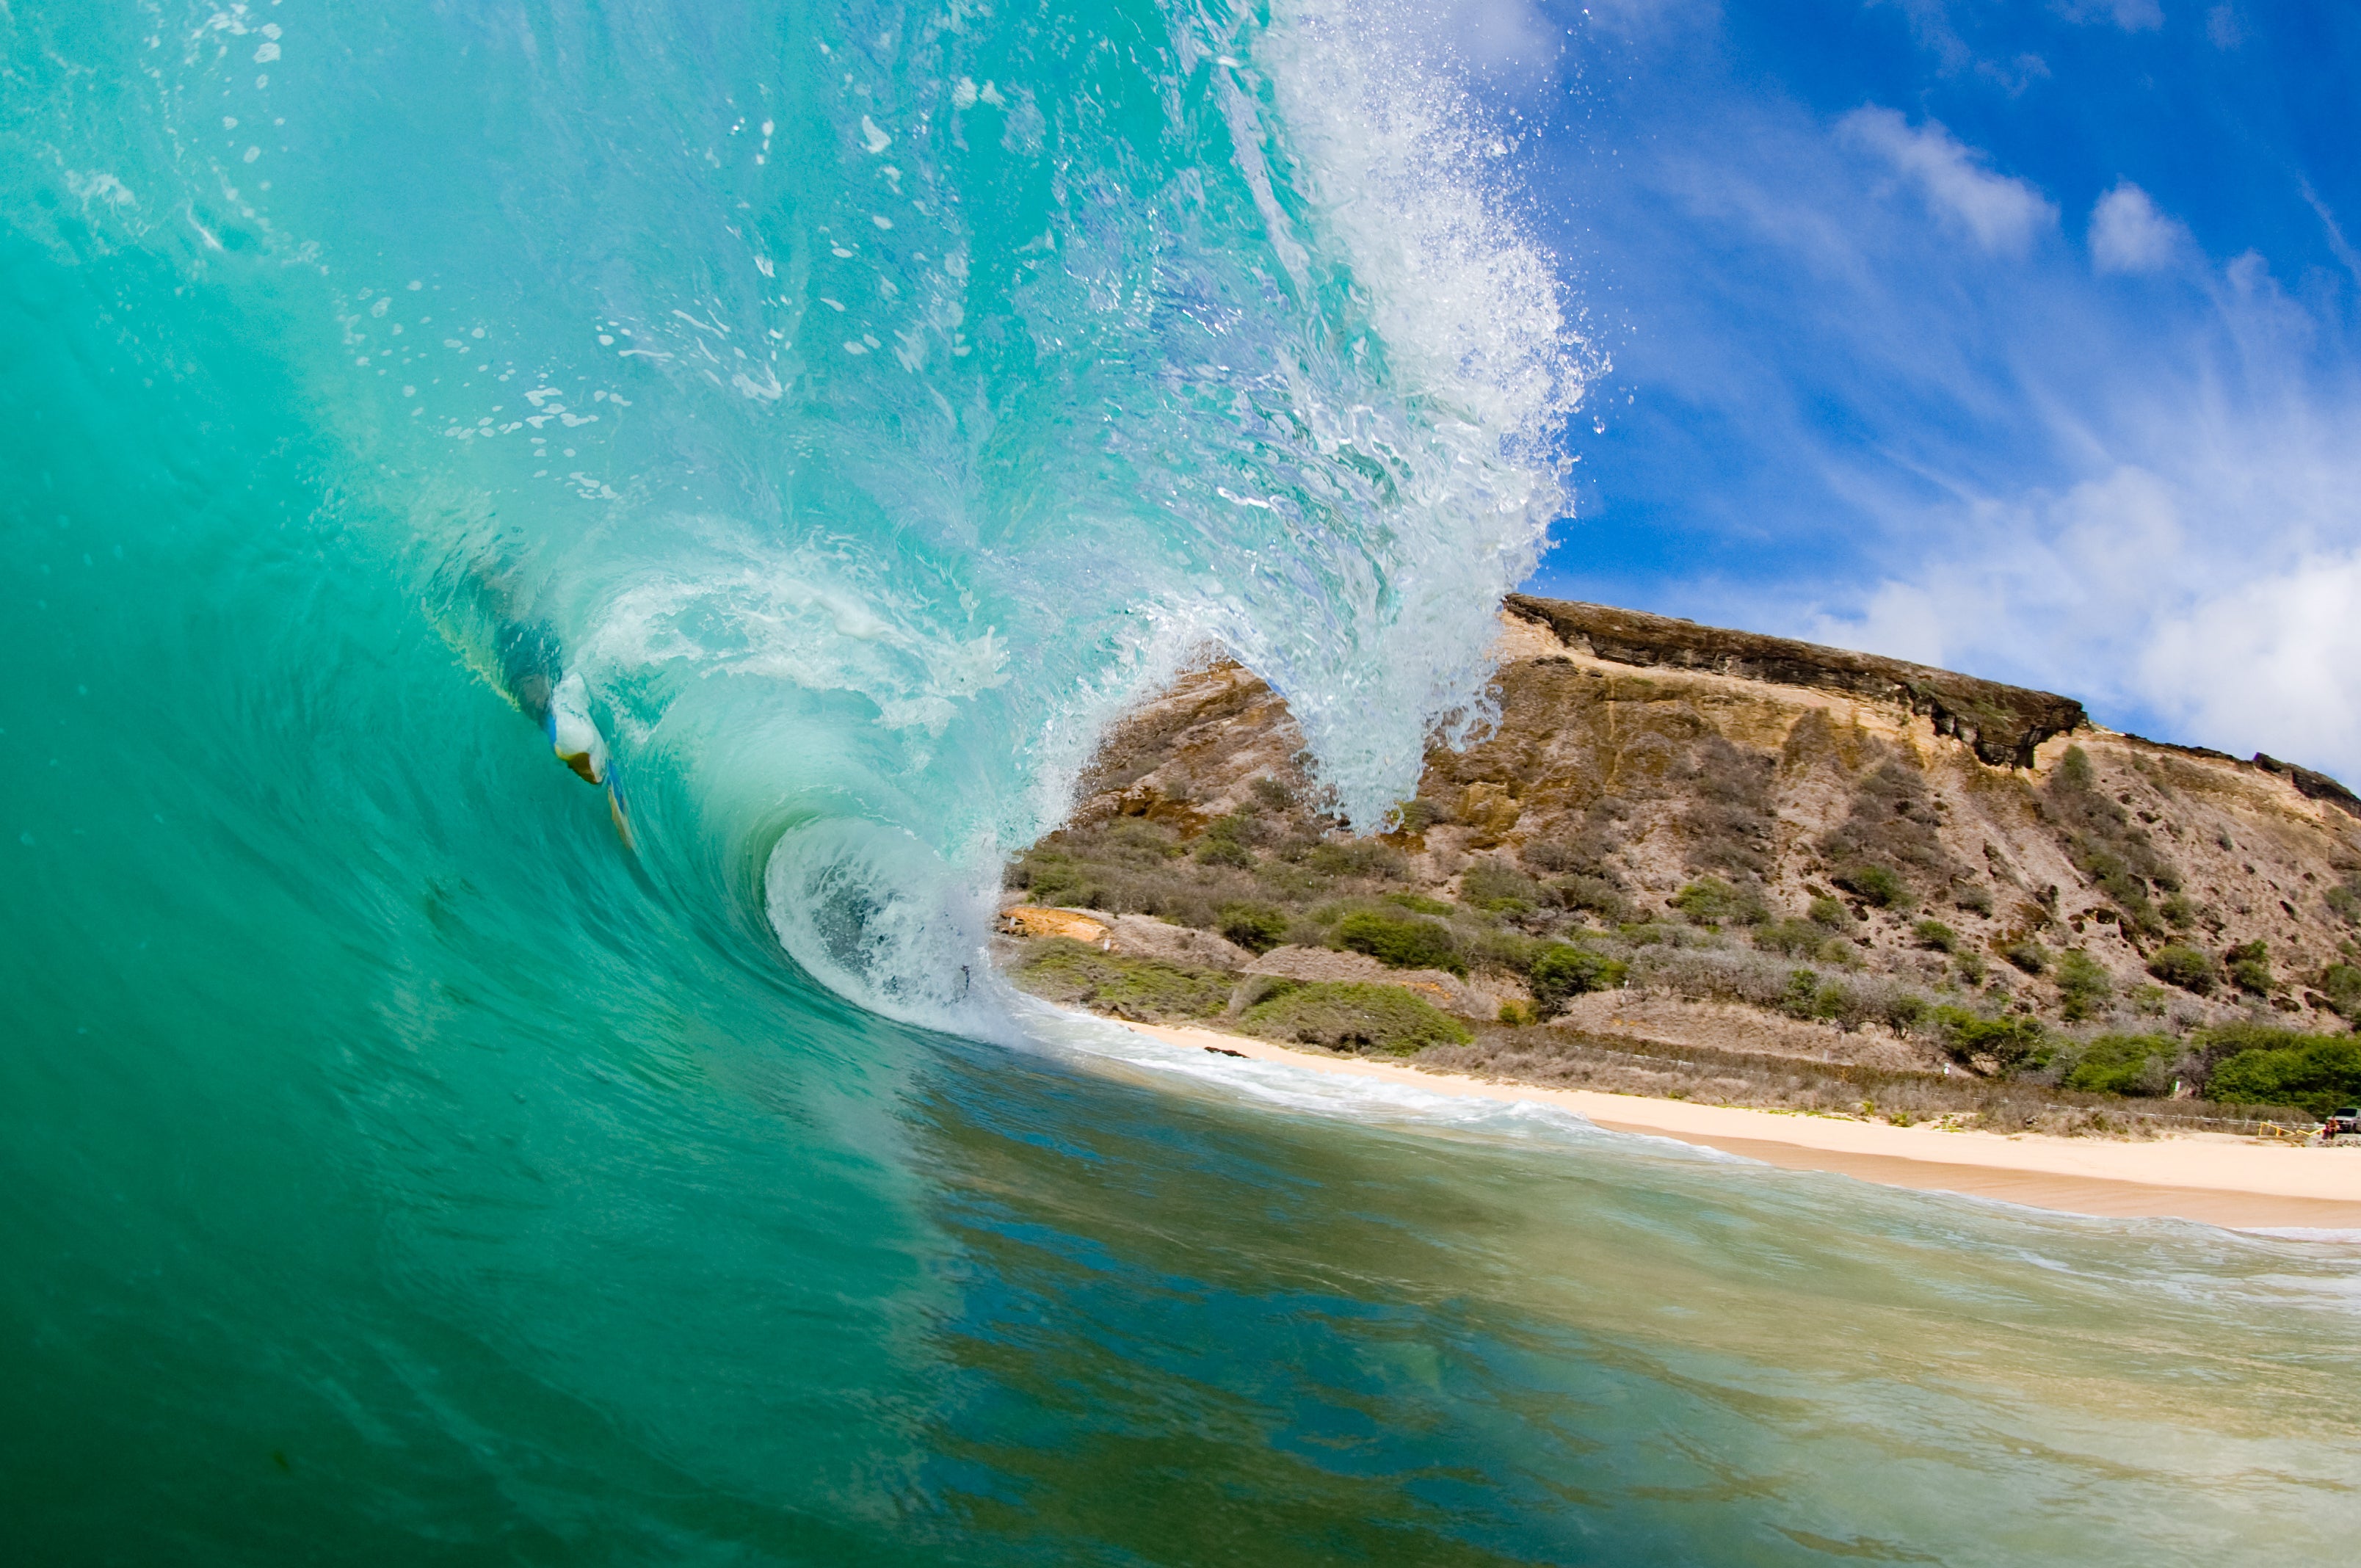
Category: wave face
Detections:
[{"x1": 2, "y1": 2, "x2": 2356, "y2": 1561}]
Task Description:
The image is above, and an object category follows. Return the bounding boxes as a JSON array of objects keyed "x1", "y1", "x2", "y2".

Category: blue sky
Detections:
[{"x1": 1433, "y1": 1, "x2": 2361, "y2": 777}]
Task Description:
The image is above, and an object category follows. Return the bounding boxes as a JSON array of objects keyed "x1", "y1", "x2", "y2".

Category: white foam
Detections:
[
  {"x1": 2239, "y1": 1227, "x2": 2361, "y2": 1246},
  {"x1": 578, "y1": 541, "x2": 1008, "y2": 739},
  {"x1": 764, "y1": 818, "x2": 1007, "y2": 1035},
  {"x1": 1009, "y1": 999, "x2": 1760, "y2": 1166},
  {"x1": 1262, "y1": 0, "x2": 1589, "y2": 465},
  {"x1": 1151, "y1": 0, "x2": 1604, "y2": 827}
]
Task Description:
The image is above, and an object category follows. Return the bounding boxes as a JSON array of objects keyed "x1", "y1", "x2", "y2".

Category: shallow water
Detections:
[{"x1": 4, "y1": 1, "x2": 2357, "y2": 1561}]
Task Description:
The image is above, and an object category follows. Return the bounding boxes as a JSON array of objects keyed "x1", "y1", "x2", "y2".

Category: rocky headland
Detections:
[{"x1": 999, "y1": 596, "x2": 2361, "y2": 1136}]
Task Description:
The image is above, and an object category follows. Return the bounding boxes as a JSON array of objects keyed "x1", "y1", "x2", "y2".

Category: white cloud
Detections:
[
  {"x1": 2299, "y1": 181, "x2": 2361, "y2": 290},
  {"x1": 2205, "y1": 5, "x2": 2245, "y2": 48},
  {"x1": 2089, "y1": 181, "x2": 2187, "y2": 273},
  {"x1": 1515, "y1": 19, "x2": 2361, "y2": 782},
  {"x1": 1386, "y1": 0, "x2": 1558, "y2": 76},
  {"x1": 2058, "y1": 0, "x2": 2164, "y2": 32},
  {"x1": 1578, "y1": 0, "x2": 1716, "y2": 37},
  {"x1": 1840, "y1": 107, "x2": 2056, "y2": 255},
  {"x1": 1758, "y1": 236, "x2": 2361, "y2": 777},
  {"x1": 1813, "y1": 467, "x2": 2189, "y2": 689},
  {"x1": 1805, "y1": 582, "x2": 1947, "y2": 667},
  {"x1": 1976, "y1": 53, "x2": 2053, "y2": 95},
  {"x1": 1806, "y1": 395, "x2": 2361, "y2": 777},
  {"x1": 2140, "y1": 557, "x2": 2361, "y2": 768}
]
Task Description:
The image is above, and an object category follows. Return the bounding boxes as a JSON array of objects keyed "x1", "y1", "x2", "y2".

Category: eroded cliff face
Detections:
[{"x1": 1004, "y1": 596, "x2": 2361, "y2": 1100}]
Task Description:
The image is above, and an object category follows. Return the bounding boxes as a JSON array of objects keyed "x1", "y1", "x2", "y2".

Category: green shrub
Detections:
[
  {"x1": 1279, "y1": 915, "x2": 1330, "y2": 949},
  {"x1": 1194, "y1": 813, "x2": 1260, "y2": 869},
  {"x1": 1334, "y1": 911, "x2": 1465, "y2": 976},
  {"x1": 2203, "y1": 1030, "x2": 2361, "y2": 1116},
  {"x1": 1379, "y1": 891, "x2": 1454, "y2": 916},
  {"x1": 1461, "y1": 860, "x2": 1543, "y2": 913},
  {"x1": 2147, "y1": 944, "x2": 2218, "y2": 995},
  {"x1": 1101, "y1": 819, "x2": 1186, "y2": 860},
  {"x1": 1953, "y1": 883, "x2": 1995, "y2": 915},
  {"x1": 2042, "y1": 746, "x2": 2182, "y2": 935},
  {"x1": 1680, "y1": 736, "x2": 1779, "y2": 881},
  {"x1": 1818, "y1": 760, "x2": 1959, "y2": 896},
  {"x1": 2202, "y1": 1020, "x2": 2321, "y2": 1055},
  {"x1": 1241, "y1": 981, "x2": 1473, "y2": 1054},
  {"x1": 1672, "y1": 876, "x2": 1766, "y2": 928},
  {"x1": 2060, "y1": 1033, "x2": 2176, "y2": 1096},
  {"x1": 1780, "y1": 969, "x2": 1852, "y2": 1023},
  {"x1": 2323, "y1": 877, "x2": 2361, "y2": 925},
  {"x1": 1932, "y1": 1006, "x2": 2050, "y2": 1074},
  {"x1": 1250, "y1": 776, "x2": 1297, "y2": 813},
  {"x1": 1834, "y1": 863, "x2": 1913, "y2": 910},
  {"x1": 1463, "y1": 926, "x2": 1548, "y2": 976},
  {"x1": 1302, "y1": 841, "x2": 1409, "y2": 881},
  {"x1": 1216, "y1": 901, "x2": 1289, "y2": 955},
  {"x1": 1913, "y1": 918, "x2": 1958, "y2": 952},
  {"x1": 2078, "y1": 852, "x2": 2161, "y2": 933},
  {"x1": 2054, "y1": 949, "x2": 2111, "y2": 1022},
  {"x1": 2224, "y1": 940, "x2": 2272, "y2": 995},
  {"x1": 1809, "y1": 896, "x2": 1854, "y2": 929},
  {"x1": 1528, "y1": 944, "x2": 1627, "y2": 1017},
  {"x1": 1552, "y1": 874, "x2": 1633, "y2": 923},
  {"x1": 2002, "y1": 938, "x2": 2050, "y2": 977},
  {"x1": 1009, "y1": 940, "x2": 1233, "y2": 1022},
  {"x1": 1011, "y1": 848, "x2": 1101, "y2": 909},
  {"x1": 1523, "y1": 835, "x2": 1603, "y2": 876},
  {"x1": 1881, "y1": 991, "x2": 1929, "y2": 1032},
  {"x1": 2160, "y1": 893, "x2": 2196, "y2": 929},
  {"x1": 1756, "y1": 918, "x2": 1831, "y2": 958},
  {"x1": 1388, "y1": 796, "x2": 1446, "y2": 832},
  {"x1": 2319, "y1": 962, "x2": 2361, "y2": 1017}
]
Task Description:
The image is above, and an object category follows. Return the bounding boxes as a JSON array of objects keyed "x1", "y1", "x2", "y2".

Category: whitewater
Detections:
[{"x1": 3, "y1": 1, "x2": 2355, "y2": 1561}]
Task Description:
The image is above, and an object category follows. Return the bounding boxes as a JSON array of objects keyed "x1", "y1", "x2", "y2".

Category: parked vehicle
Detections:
[{"x1": 2324, "y1": 1108, "x2": 2360, "y2": 1141}]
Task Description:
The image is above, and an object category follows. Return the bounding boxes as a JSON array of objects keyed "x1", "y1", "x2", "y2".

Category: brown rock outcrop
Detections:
[{"x1": 1502, "y1": 595, "x2": 2086, "y2": 768}]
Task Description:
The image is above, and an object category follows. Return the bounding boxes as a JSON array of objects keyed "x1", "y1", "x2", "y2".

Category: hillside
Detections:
[{"x1": 998, "y1": 597, "x2": 2361, "y2": 1131}]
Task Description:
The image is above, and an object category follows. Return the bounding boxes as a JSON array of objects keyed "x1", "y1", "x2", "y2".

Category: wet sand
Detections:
[{"x1": 1114, "y1": 1020, "x2": 2361, "y2": 1231}]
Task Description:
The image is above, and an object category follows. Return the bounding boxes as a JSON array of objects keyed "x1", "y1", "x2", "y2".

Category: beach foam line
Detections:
[{"x1": 1105, "y1": 1019, "x2": 2361, "y2": 1232}]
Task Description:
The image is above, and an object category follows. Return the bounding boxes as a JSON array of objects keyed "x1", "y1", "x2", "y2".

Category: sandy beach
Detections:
[{"x1": 1114, "y1": 1020, "x2": 2361, "y2": 1231}]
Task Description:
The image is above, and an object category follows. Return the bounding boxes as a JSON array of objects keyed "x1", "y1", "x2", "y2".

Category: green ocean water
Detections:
[{"x1": 4, "y1": 1, "x2": 2358, "y2": 1561}]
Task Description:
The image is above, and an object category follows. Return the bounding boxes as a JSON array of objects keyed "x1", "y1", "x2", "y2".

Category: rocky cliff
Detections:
[{"x1": 1000, "y1": 595, "x2": 2361, "y2": 1126}]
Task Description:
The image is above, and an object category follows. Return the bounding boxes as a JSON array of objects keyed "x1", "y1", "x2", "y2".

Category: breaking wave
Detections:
[{"x1": 8, "y1": 2, "x2": 2357, "y2": 1561}]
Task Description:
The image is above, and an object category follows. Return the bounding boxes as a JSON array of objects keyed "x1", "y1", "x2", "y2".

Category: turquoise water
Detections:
[{"x1": 4, "y1": 2, "x2": 2357, "y2": 1561}]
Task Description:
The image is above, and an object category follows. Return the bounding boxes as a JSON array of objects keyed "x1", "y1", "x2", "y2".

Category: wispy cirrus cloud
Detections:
[
  {"x1": 1840, "y1": 107, "x2": 2056, "y2": 255},
  {"x1": 1789, "y1": 242, "x2": 2361, "y2": 772},
  {"x1": 1519, "y1": 10, "x2": 2361, "y2": 777},
  {"x1": 2057, "y1": 0, "x2": 2163, "y2": 32},
  {"x1": 2088, "y1": 181, "x2": 2188, "y2": 273},
  {"x1": 2299, "y1": 180, "x2": 2361, "y2": 289}
]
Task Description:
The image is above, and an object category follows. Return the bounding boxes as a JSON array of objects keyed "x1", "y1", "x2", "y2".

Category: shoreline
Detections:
[{"x1": 1110, "y1": 1019, "x2": 2361, "y2": 1232}]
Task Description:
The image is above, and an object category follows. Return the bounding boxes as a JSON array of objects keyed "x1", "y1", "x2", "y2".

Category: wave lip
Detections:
[
  {"x1": 764, "y1": 816, "x2": 1007, "y2": 1035},
  {"x1": 9, "y1": 0, "x2": 1599, "y2": 1024}
]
